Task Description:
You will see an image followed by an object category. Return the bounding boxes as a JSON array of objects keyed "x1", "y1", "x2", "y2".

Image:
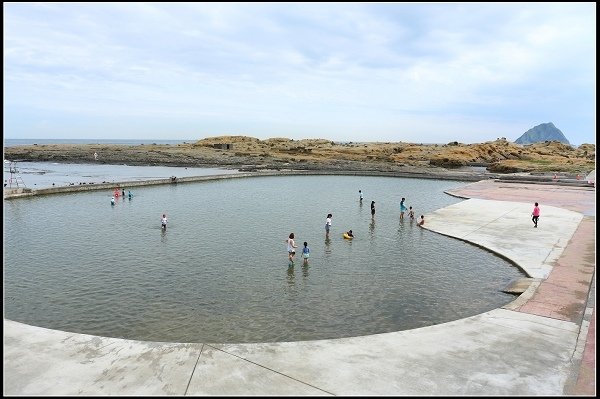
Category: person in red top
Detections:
[{"x1": 531, "y1": 202, "x2": 540, "y2": 228}]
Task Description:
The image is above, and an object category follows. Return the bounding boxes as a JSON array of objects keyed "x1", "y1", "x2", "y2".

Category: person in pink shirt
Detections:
[{"x1": 531, "y1": 202, "x2": 540, "y2": 228}]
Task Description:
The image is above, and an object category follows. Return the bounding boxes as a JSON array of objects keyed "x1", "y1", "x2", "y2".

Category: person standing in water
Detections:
[
  {"x1": 110, "y1": 196, "x2": 115, "y2": 206},
  {"x1": 286, "y1": 233, "x2": 298, "y2": 264},
  {"x1": 400, "y1": 198, "x2": 407, "y2": 219},
  {"x1": 161, "y1": 214, "x2": 168, "y2": 230},
  {"x1": 128, "y1": 190, "x2": 133, "y2": 200},
  {"x1": 417, "y1": 215, "x2": 425, "y2": 226},
  {"x1": 532, "y1": 202, "x2": 540, "y2": 228},
  {"x1": 359, "y1": 190, "x2": 363, "y2": 203},
  {"x1": 371, "y1": 201, "x2": 375, "y2": 216},
  {"x1": 408, "y1": 206, "x2": 415, "y2": 221},
  {"x1": 325, "y1": 214, "x2": 332, "y2": 235},
  {"x1": 302, "y1": 241, "x2": 310, "y2": 265}
]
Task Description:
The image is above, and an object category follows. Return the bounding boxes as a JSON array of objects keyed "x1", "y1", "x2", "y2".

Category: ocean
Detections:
[{"x1": 3, "y1": 138, "x2": 196, "y2": 147}]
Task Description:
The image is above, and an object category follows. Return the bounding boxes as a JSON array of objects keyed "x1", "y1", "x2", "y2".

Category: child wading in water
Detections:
[
  {"x1": 302, "y1": 242, "x2": 310, "y2": 265},
  {"x1": 286, "y1": 233, "x2": 298, "y2": 264},
  {"x1": 408, "y1": 206, "x2": 415, "y2": 221}
]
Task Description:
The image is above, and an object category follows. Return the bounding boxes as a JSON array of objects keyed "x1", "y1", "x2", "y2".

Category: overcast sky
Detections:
[{"x1": 4, "y1": 3, "x2": 596, "y2": 144}]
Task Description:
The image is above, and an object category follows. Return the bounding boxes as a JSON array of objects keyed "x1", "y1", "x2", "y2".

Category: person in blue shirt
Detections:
[
  {"x1": 302, "y1": 242, "x2": 310, "y2": 265},
  {"x1": 400, "y1": 197, "x2": 407, "y2": 219}
]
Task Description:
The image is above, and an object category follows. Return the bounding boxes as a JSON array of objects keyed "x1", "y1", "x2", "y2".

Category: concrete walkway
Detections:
[{"x1": 3, "y1": 180, "x2": 595, "y2": 395}]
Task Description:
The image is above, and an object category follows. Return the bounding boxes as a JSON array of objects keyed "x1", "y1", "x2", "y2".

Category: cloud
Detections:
[{"x1": 3, "y1": 3, "x2": 596, "y2": 144}]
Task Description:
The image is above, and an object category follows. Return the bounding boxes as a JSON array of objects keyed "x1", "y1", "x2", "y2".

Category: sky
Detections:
[{"x1": 3, "y1": 2, "x2": 596, "y2": 145}]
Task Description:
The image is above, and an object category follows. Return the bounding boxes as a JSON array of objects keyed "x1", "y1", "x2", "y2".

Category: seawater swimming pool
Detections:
[{"x1": 4, "y1": 174, "x2": 525, "y2": 343}]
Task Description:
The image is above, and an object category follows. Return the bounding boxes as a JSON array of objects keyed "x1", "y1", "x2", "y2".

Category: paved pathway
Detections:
[{"x1": 3, "y1": 180, "x2": 595, "y2": 395}]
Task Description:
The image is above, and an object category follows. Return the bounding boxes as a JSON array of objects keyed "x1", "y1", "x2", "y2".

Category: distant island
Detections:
[
  {"x1": 515, "y1": 122, "x2": 570, "y2": 145},
  {"x1": 4, "y1": 135, "x2": 595, "y2": 175}
]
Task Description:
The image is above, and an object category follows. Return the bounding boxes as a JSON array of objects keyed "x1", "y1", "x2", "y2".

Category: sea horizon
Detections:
[
  {"x1": 4, "y1": 138, "x2": 449, "y2": 147},
  {"x1": 3, "y1": 138, "x2": 197, "y2": 147}
]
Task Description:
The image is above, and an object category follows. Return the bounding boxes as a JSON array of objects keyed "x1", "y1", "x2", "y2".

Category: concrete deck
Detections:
[{"x1": 3, "y1": 180, "x2": 595, "y2": 395}]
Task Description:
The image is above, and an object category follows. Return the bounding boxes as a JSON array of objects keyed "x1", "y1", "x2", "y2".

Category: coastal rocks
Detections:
[
  {"x1": 428, "y1": 157, "x2": 467, "y2": 168},
  {"x1": 4, "y1": 136, "x2": 595, "y2": 175}
]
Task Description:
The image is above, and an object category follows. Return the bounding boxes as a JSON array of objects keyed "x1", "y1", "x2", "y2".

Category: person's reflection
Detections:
[
  {"x1": 324, "y1": 235, "x2": 332, "y2": 258},
  {"x1": 286, "y1": 265, "x2": 295, "y2": 287},
  {"x1": 301, "y1": 264, "x2": 309, "y2": 278},
  {"x1": 369, "y1": 215, "x2": 375, "y2": 235},
  {"x1": 160, "y1": 228, "x2": 167, "y2": 243}
]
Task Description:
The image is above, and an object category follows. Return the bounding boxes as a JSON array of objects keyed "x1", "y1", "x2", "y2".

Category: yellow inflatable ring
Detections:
[{"x1": 343, "y1": 233, "x2": 353, "y2": 239}]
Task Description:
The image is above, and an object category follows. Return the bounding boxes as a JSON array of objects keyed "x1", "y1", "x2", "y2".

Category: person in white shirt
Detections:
[
  {"x1": 286, "y1": 233, "x2": 298, "y2": 263},
  {"x1": 325, "y1": 214, "x2": 332, "y2": 235},
  {"x1": 161, "y1": 214, "x2": 168, "y2": 230}
]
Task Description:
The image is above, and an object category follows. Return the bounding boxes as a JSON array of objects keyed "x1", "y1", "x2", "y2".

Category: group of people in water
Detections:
[
  {"x1": 286, "y1": 189, "x2": 425, "y2": 265},
  {"x1": 110, "y1": 187, "x2": 133, "y2": 205},
  {"x1": 286, "y1": 233, "x2": 310, "y2": 266}
]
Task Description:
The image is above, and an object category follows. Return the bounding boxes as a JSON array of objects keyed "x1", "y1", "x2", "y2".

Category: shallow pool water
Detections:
[{"x1": 4, "y1": 174, "x2": 525, "y2": 343}]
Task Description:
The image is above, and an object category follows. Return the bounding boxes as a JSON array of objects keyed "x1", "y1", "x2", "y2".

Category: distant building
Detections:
[{"x1": 213, "y1": 143, "x2": 234, "y2": 150}]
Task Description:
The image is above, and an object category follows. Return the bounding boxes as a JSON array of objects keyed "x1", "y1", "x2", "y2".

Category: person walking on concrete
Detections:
[{"x1": 532, "y1": 202, "x2": 540, "y2": 228}]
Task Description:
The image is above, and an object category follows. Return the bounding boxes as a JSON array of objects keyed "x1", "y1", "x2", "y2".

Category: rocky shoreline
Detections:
[{"x1": 4, "y1": 135, "x2": 595, "y2": 178}]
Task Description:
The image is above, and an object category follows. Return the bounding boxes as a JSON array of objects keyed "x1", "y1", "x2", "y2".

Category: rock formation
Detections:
[{"x1": 515, "y1": 122, "x2": 570, "y2": 145}]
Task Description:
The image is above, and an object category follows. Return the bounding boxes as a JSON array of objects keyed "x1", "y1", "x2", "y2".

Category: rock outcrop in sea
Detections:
[{"x1": 515, "y1": 122, "x2": 570, "y2": 145}]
